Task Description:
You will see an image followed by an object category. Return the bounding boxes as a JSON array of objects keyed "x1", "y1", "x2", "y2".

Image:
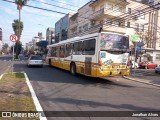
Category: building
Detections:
[
  {"x1": 126, "y1": 0, "x2": 160, "y2": 64},
  {"x1": 46, "y1": 27, "x2": 55, "y2": 45},
  {"x1": 55, "y1": 13, "x2": 74, "y2": 43},
  {"x1": 68, "y1": 0, "x2": 129, "y2": 37},
  {"x1": 68, "y1": 13, "x2": 78, "y2": 38}
]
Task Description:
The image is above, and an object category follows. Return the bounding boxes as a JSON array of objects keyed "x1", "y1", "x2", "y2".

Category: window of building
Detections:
[
  {"x1": 156, "y1": 54, "x2": 160, "y2": 60},
  {"x1": 83, "y1": 23, "x2": 88, "y2": 31},
  {"x1": 79, "y1": 26, "x2": 82, "y2": 32},
  {"x1": 83, "y1": 39, "x2": 96, "y2": 55},
  {"x1": 128, "y1": 8, "x2": 131, "y2": 14},
  {"x1": 138, "y1": 12, "x2": 145, "y2": 19},
  {"x1": 139, "y1": 24, "x2": 144, "y2": 32},
  {"x1": 135, "y1": 23, "x2": 139, "y2": 32},
  {"x1": 127, "y1": 22, "x2": 130, "y2": 28},
  {"x1": 108, "y1": 20, "x2": 112, "y2": 25}
]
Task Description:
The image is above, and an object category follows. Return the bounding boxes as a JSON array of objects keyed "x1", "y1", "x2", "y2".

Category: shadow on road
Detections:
[{"x1": 14, "y1": 63, "x2": 134, "y2": 88}]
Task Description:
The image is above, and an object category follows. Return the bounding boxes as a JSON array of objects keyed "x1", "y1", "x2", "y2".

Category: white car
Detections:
[
  {"x1": 131, "y1": 61, "x2": 139, "y2": 68},
  {"x1": 27, "y1": 55, "x2": 43, "y2": 67}
]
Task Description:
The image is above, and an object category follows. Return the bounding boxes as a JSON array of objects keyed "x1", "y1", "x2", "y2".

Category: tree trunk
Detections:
[{"x1": 15, "y1": 9, "x2": 21, "y2": 59}]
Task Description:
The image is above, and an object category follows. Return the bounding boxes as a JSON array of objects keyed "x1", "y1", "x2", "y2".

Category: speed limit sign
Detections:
[{"x1": 10, "y1": 34, "x2": 18, "y2": 42}]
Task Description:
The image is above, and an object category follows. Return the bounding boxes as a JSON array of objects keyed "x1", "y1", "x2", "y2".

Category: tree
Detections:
[
  {"x1": 12, "y1": 19, "x2": 23, "y2": 39},
  {"x1": 15, "y1": 0, "x2": 28, "y2": 41},
  {"x1": 12, "y1": 20, "x2": 23, "y2": 59},
  {"x1": 14, "y1": 42, "x2": 22, "y2": 56}
]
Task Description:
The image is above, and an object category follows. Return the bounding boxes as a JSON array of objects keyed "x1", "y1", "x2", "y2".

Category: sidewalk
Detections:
[{"x1": 123, "y1": 73, "x2": 160, "y2": 87}]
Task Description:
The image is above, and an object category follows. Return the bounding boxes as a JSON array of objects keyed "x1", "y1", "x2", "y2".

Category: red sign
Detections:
[{"x1": 10, "y1": 34, "x2": 18, "y2": 42}]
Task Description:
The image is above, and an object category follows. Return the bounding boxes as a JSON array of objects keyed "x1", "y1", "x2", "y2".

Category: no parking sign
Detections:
[{"x1": 10, "y1": 34, "x2": 18, "y2": 42}]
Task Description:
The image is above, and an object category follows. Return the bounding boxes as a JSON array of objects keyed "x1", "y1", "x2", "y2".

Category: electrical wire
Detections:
[{"x1": 31, "y1": 0, "x2": 77, "y2": 12}]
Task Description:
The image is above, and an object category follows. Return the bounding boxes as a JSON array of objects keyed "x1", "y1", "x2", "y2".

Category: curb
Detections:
[
  {"x1": 123, "y1": 76, "x2": 160, "y2": 88},
  {"x1": 23, "y1": 72, "x2": 47, "y2": 120}
]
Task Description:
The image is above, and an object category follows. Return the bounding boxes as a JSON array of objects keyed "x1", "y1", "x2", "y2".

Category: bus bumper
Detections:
[{"x1": 97, "y1": 68, "x2": 130, "y2": 77}]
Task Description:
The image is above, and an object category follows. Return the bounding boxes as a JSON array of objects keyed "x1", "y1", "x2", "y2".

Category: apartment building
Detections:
[
  {"x1": 46, "y1": 27, "x2": 55, "y2": 45},
  {"x1": 55, "y1": 13, "x2": 74, "y2": 43},
  {"x1": 68, "y1": 13, "x2": 78, "y2": 38}
]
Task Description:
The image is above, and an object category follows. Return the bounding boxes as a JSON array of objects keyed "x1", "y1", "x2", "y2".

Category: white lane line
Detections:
[
  {"x1": 0, "y1": 73, "x2": 4, "y2": 80},
  {"x1": 24, "y1": 72, "x2": 47, "y2": 120}
]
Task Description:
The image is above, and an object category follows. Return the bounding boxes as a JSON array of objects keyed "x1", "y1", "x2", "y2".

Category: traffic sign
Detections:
[
  {"x1": 132, "y1": 34, "x2": 139, "y2": 42},
  {"x1": 10, "y1": 34, "x2": 18, "y2": 42}
]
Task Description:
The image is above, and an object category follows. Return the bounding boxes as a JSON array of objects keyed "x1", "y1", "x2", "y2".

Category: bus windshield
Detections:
[{"x1": 100, "y1": 33, "x2": 129, "y2": 51}]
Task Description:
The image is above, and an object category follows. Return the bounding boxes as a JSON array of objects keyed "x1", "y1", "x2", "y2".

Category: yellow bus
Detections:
[{"x1": 46, "y1": 32, "x2": 130, "y2": 77}]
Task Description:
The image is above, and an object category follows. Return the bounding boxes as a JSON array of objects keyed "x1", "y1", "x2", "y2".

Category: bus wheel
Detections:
[{"x1": 70, "y1": 63, "x2": 76, "y2": 75}]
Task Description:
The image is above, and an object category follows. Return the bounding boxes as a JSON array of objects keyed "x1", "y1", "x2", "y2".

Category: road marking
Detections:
[
  {"x1": 123, "y1": 76, "x2": 160, "y2": 89},
  {"x1": 0, "y1": 74, "x2": 4, "y2": 80},
  {"x1": 24, "y1": 72, "x2": 47, "y2": 120}
]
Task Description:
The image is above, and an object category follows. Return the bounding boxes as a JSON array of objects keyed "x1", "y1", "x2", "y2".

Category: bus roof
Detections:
[
  {"x1": 48, "y1": 32, "x2": 99, "y2": 47},
  {"x1": 47, "y1": 32, "x2": 127, "y2": 48}
]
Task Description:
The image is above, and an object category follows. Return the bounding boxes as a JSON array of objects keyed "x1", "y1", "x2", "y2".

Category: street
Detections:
[{"x1": 0, "y1": 55, "x2": 160, "y2": 120}]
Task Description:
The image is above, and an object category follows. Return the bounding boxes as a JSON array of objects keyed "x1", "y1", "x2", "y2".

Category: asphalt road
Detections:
[
  {"x1": 0, "y1": 55, "x2": 12, "y2": 74},
  {"x1": 0, "y1": 55, "x2": 160, "y2": 120}
]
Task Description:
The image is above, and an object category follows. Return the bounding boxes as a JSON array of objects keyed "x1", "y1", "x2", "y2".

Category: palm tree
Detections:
[
  {"x1": 12, "y1": 19, "x2": 23, "y2": 59},
  {"x1": 12, "y1": 19, "x2": 23, "y2": 38},
  {"x1": 15, "y1": 0, "x2": 27, "y2": 41}
]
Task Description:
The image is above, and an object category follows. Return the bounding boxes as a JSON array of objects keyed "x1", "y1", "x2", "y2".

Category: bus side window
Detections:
[
  {"x1": 83, "y1": 39, "x2": 96, "y2": 55},
  {"x1": 48, "y1": 48, "x2": 51, "y2": 57},
  {"x1": 70, "y1": 43, "x2": 73, "y2": 55},
  {"x1": 73, "y1": 42, "x2": 79, "y2": 55},
  {"x1": 65, "y1": 44, "x2": 69, "y2": 57},
  {"x1": 60, "y1": 45, "x2": 65, "y2": 58},
  {"x1": 56, "y1": 46, "x2": 60, "y2": 57},
  {"x1": 78, "y1": 41, "x2": 83, "y2": 55}
]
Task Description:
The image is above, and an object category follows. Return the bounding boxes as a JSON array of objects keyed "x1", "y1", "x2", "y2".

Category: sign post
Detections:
[
  {"x1": 132, "y1": 34, "x2": 140, "y2": 77},
  {"x1": 10, "y1": 34, "x2": 18, "y2": 74}
]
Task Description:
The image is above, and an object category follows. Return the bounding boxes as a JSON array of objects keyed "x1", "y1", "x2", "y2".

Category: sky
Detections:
[{"x1": 0, "y1": 0, "x2": 90, "y2": 47}]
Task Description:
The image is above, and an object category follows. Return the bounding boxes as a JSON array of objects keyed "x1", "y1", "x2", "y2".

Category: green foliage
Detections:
[
  {"x1": 15, "y1": 0, "x2": 28, "y2": 10},
  {"x1": 12, "y1": 19, "x2": 23, "y2": 37}
]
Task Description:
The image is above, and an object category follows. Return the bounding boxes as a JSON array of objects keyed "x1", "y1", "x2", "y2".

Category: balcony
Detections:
[{"x1": 89, "y1": 8, "x2": 125, "y2": 20}]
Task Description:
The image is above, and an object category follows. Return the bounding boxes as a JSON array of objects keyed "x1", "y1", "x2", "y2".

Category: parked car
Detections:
[
  {"x1": 139, "y1": 61, "x2": 157, "y2": 69},
  {"x1": 131, "y1": 61, "x2": 139, "y2": 68},
  {"x1": 155, "y1": 65, "x2": 160, "y2": 73},
  {"x1": 27, "y1": 55, "x2": 43, "y2": 67}
]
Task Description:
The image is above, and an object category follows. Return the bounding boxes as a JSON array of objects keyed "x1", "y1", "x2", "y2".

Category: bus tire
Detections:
[{"x1": 70, "y1": 63, "x2": 76, "y2": 75}]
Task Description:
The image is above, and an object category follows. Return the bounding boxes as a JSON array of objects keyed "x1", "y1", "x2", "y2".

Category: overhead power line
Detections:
[
  {"x1": 48, "y1": 0, "x2": 80, "y2": 8},
  {"x1": 32, "y1": 0, "x2": 77, "y2": 12},
  {"x1": 1, "y1": 0, "x2": 67, "y2": 15}
]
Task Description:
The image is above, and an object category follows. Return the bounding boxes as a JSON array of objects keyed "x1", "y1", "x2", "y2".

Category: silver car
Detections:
[
  {"x1": 27, "y1": 55, "x2": 43, "y2": 67},
  {"x1": 155, "y1": 65, "x2": 160, "y2": 73}
]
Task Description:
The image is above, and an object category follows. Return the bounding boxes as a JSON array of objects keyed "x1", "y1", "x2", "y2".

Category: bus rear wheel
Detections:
[{"x1": 70, "y1": 63, "x2": 76, "y2": 75}]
